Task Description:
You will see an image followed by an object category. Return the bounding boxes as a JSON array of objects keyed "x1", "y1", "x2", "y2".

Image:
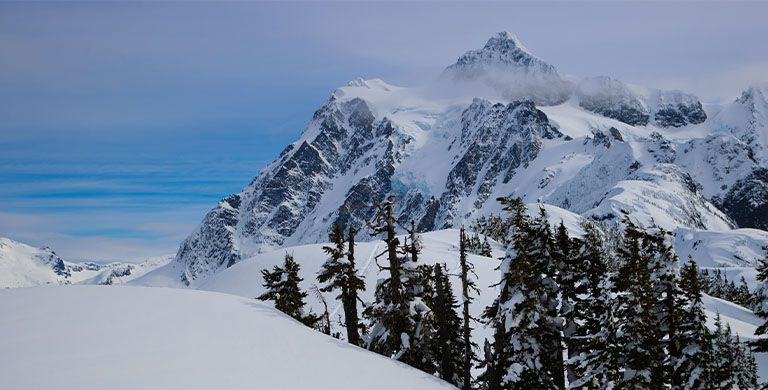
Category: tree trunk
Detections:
[
  {"x1": 345, "y1": 226, "x2": 361, "y2": 346},
  {"x1": 459, "y1": 227, "x2": 473, "y2": 390}
]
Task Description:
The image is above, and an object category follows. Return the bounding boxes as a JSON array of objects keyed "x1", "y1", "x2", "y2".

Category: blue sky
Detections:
[{"x1": 2, "y1": 1, "x2": 768, "y2": 261}]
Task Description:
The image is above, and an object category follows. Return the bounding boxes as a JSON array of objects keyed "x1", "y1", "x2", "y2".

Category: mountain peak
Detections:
[
  {"x1": 445, "y1": 31, "x2": 558, "y2": 78},
  {"x1": 483, "y1": 31, "x2": 532, "y2": 56},
  {"x1": 443, "y1": 32, "x2": 570, "y2": 105}
]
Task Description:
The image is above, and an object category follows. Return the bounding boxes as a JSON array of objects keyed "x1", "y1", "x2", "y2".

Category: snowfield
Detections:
[{"x1": 0, "y1": 286, "x2": 456, "y2": 390}]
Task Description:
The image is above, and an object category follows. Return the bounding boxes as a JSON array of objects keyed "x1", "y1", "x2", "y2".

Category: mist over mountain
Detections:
[{"x1": 154, "y1": 32, "x2": 768, "y2": 287}]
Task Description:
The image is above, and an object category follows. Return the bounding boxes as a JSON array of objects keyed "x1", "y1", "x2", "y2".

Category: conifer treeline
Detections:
[
  {"x1": 700, "y1": 269, "x2": 762, "y2": 311},
  {"x1": 257, "y1": 196, "x2": 762, "y2": 389}
]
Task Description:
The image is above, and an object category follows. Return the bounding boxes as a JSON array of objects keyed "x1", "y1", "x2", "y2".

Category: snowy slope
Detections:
[
  {"x1": 157, "y1": 227, "x2": 768, "y2": 378},
  {"x1": 176, "y1": 226, "x2": 766, "y2": 348},
  {"x1": 169, "y1": 31, "x2": 768, "y2": 287},
  {"x1": 0, "y1": 236, "x2": 172, "y2": 288},
  {"x1": 78, "y1": 255, "x2": 174, "y2": 285},
  {"x1": 0, "y1": 286, "x2": 456, "y2": 390},
  {"x1": 0, "y1": 237, "x2": 71, "y2": 287}
]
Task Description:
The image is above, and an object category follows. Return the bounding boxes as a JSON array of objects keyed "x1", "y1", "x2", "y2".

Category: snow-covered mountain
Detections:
[
  {"x1": 0, "y1": 237, "x2": 72, "y2": 287},
  {"x1": 0, "y1": 237, "x2": 172, "y2": 288},
  {"x1": 0, "y1": 286, "x2": 455, "y2": 390},
  {"x1": 170, "y1": 32, "x2": 768, "y2": 287}
]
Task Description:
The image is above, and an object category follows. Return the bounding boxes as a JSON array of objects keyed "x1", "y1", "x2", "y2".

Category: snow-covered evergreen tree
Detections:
[
  {"x1": 647, "y1": 227, "x2": 683, "y2": 387},
  {"x1": 612, "y1": 218, "x2": 661, "y2": 389},
  {"x1": 482, "y1": 198, "x2": 560, "y2": 390},
  {"x1": 733, "y1": 335, "x2": 759, "y2": 390},
  {"x1": 531, "y1": 208, "x2": 565, "y2": 389},
  {"x1": 258, "y1": 253, "x2": 317, "y2": 327},
  {"x1": 364, "y1": 197, "x2": 429, "y2": 368},
  {"x1": 553, "y1": 221, "x2": 577, "y2": 384},
  {"x1": 318, "y1": 224, "x2": 366, "y2": 345},
  {"x1": 710, "y1": 313, "x2": 737, "y2": 389},
  {"x1": 753, "y1": 248, "x2": 768, "y2": 352},
  {"x1": 420, "y1": 263, "x2": 467, "y2": 386},
  {"x1": 673, "y1": 259, "x2": 711, "y2": 389},
  {"x1": 567, "y1": 221, "x2": 622, "y2": 389}
]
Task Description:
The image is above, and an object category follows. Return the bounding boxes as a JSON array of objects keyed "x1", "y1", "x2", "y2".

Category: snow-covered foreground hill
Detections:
[
  {"x1": 0, "y1": 286, "x2": 456, "y2": 390},
  {"x1": 136, "y1": 227, "x2": 768, "y2": 379}
]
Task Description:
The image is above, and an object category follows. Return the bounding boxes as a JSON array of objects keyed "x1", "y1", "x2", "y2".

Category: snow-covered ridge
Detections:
[
  {"x1": 575, "y1": 76, "x2": 707, "y2": 127},
  {"x1": 169, "y1": 32, "x2": 768, "y2": 287},
  {"x1": 0, "y1": 237, "x2": 171, "y2": 288}
]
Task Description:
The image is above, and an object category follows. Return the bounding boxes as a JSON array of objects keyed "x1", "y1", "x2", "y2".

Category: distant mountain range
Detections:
[
  {"x1": 153, "y1": 32, "x2": 768, "y2": 287},
  {"x1": 0, "y1": 237, "x2": 172, "y2": 288}
]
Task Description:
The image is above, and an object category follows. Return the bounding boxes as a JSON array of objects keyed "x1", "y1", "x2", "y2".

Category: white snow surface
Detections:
[{"x1": 0, "y1": 285, "x2": 456, "y2": 390}]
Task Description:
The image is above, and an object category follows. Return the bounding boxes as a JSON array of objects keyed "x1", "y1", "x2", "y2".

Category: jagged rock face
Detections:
[
  {"x1": 673, "y1": 134, "x2": 766, "y2": 228},
  {"x1": 716, "y1": 84, "x2": 768, "y2": 165},
  {"x1": 647, "y1": 132, "x2": 677, "y2": 163},
  {"x1": 444, "y1": 32, "x2": 572, "y2": 105},
  {"x1": 577, "y1": 77, "x2": 650, "y2": 126},
  {"x1": 676, "y1": 135, "x2": 757, "y2": 197},
  {"x1": 720, "y1": 168, "x2": 768, "y2": 230},
  {"x1": 173, "y1": 95, "x2": 565, "y2": 285},
  {"x1": 173, "y1": 95, "x2": 412, "y2": 285},
  {"x1": 175, "y1": 194, "x2": 240, "y2": 285},
  {"x1": 650, "y1": 90, "x2": 707, "y2": 127},
  {"x1": 423, "y1": 98, "x2": 561, "y2": 229}
]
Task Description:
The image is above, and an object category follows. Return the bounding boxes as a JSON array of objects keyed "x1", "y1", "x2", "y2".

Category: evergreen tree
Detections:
[
  {"x1": 568, "y1": 280, "x2": 622, "y2": 389},
  {"x1": 258, "y1": 253, "x2": 317, "y2": 326},
  {"x1": 647, "y1": 227, "x2": 683, "y2": 387},
  {"x1": 567, "y1": 222, "x2": 626, "y2": 389},
  {"x1": 480, "y1": 235, "x2": 493, "y2": 257},
  {"x1": 459, "y1": 227, "x2": 479, "y2": 390},
  {"x1": 425, "y1": 263, "x2": 467, "y2": 386},
  {"x1": 753, "y1": 248, "x2": 768, "y2": 352},
  {"x1": 482, "y1": 198, "x2": 560, "y2": 390},
  {"x1": 532, "y1": 208, "x2": 565, "y2": 390},
  {"x1": 733, "y1": 336, "x2": 759, "y2": 390},
  {"x1": 674, "y1": 259, "x2": 711, "y2": 389},
  {"x1": 407, "y1": 220, "x2": 422, "y2": 264},
  {"x1": 317, "y1": 224, "x2": 366, "y2": 345},
  {"x1": 364, "y1": 197, "x2": 427, "y2": 367},
  {"x1": 709, "y1": 313, "x2": 737, "y2": 389},
  {"x1": 737, "y1": 277, "x2": 752, "y2": 307},
  {"x1": 553, "y1": 220, "x2": 577, "y2": 384},
  {"x1": 612, "y1": 218, "x2": 660, "y2": 389},
  {"x1": 565, "y1": 222, "x2": 617, "y2": 389}
]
